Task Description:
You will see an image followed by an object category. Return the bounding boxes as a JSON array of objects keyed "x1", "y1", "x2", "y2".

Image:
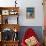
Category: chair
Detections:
[{"x1": 21, "y1": 28, "x2": 41, "y2": 46}]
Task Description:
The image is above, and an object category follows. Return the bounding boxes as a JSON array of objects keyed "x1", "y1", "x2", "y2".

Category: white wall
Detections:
[
  {"x1": 0, "y1": 0, "x2": 44, "y2": 26},
  {"x1": 19, "y1": 0, "x2": 44, "y2": 26}
]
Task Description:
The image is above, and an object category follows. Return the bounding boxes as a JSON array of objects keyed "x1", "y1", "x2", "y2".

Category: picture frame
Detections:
[
  {"x1": 26, "y1": 7, "x2": 35, "y2": 19},
  {"x1": 2, "y1": 10, "x2": 9, "y2": 15},
  {"x1": 9, "y1": 10, "x2": 17, "y2": 15}
]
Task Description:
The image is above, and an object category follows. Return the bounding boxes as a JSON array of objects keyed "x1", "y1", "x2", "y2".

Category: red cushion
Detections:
[{"x1": 21, "y1": 28, "x2": 41, "y2": 46}]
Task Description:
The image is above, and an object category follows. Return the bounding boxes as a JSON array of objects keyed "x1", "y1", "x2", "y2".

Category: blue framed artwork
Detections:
[{"x1": 26, "y1": 7, "x2": 35, "y2": 19}]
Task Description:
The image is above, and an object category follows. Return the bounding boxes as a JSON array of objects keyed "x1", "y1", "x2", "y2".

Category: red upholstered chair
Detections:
[{"x1": 21, "y1": 28, "x2": 41, "y2": 46}]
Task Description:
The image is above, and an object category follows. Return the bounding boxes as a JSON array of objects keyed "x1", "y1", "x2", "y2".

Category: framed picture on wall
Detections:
[
  {"x1": 26, "y1": 7, "x2": 35, "y2": 19},
  {"x1": 2, "y1": 10, "x2": 9, "y2": 15}
]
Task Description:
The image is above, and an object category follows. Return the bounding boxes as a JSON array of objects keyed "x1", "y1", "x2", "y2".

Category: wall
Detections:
[
  {"x1": 44, "y1": 16, "x2": 46, "y2": 26},
  {"x1": 0, "y1": 0, "x2": 44, "y2": 26},
  {"x1": 19, "y1": 0, "x2": 44, "y2": 26}
]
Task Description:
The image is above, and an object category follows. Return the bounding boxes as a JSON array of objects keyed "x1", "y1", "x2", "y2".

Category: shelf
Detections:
[
  {"x1": 0, "y1": 7, "x2": 19, "y2": 24},
  {"x1": 2, "y1": 40, "x2": 19, "y2": 43},
  {"x1": 0, "y1": 24, "x2": 20, "y2": 32},
  {"x1": 0, "y1": 7, "x2": 20, "y2": 46},
  {"x1": 0, "y1": 7, "x2": 19, "y2": 14},
  {"x1": 1, "y1": 40, "x2": 19, "y2": 46}
]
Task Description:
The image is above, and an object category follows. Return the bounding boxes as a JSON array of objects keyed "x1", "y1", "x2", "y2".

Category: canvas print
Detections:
[{"x1": 26, "y1": 7, "x2": 35, "y2": 19}]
